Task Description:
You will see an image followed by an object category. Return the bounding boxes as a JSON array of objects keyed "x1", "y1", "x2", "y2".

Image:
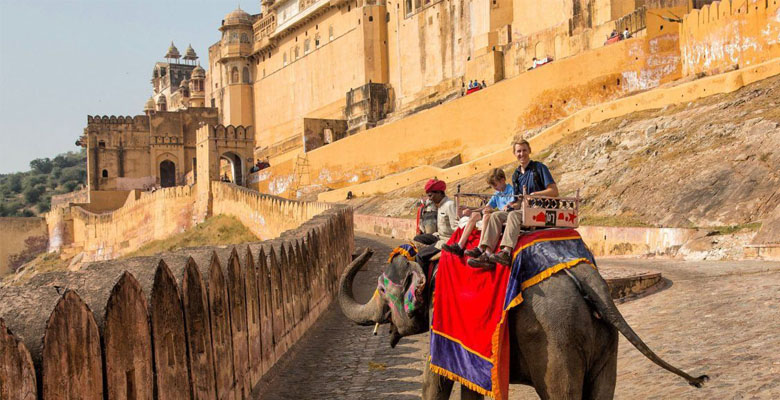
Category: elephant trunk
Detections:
[
  {"x1": 567, "y1": 265, "x2": 710, "y2": 388},
  {"x1": 338, "y1": 248, "x2": 384, "y2": 326}
]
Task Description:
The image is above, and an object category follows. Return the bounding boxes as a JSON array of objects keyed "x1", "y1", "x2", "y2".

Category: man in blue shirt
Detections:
[{"x1": 467, "y1": 139, "x2": 558, "y2": 267}]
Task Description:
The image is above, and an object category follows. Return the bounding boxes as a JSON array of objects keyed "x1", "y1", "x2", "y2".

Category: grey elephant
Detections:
[{"x1": 338, "y1": 248, "x2": 708, "y2": 399}]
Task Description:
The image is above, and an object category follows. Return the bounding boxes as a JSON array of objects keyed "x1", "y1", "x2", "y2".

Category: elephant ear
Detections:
[{"x1": 403, "y1": 261, "x2": 427, "y2": 316}]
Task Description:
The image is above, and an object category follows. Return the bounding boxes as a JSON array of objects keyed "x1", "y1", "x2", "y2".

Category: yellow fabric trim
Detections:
[
  {"x1": 489, "y1": 258, "x2": 596, "y2": 400},
  {"x1": 512, "y1": 235, "x2": 582, "y2": 258},
  {"x1": 520, "y1": 258, "x2": 594, "y2": 290},
  {"x1": 431, "y1": 329, "x2": 493, "y2": 362},
  {"x1": 432, "y1": 252, "x2": 595, "y2": 400},
  {"x1": 429, "y1": 362, "x2": 493, "y2": 398}
]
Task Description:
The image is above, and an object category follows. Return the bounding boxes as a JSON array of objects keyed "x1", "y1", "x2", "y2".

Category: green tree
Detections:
[
  {"x1": 36, "y1": 201, "x2": 50, "y2": 213},
  {"x1": 30, "y1": 158, "x2": 53, "y2": 174},
  {"x1": 22, "y1": 174, "x2": 46, "y2": 189},
  {"x1": 23, "y1": 184, "x2": 45, "y2": 204},
  {"x1": 7, "y1": 174, "x2": 22, "y2": 193},
  {"x1": 60, "y1": 166, "x2": 85, "y2": 183},
  {"x1": 63, "y1": 181, "x2": 78, "y2": 192}
]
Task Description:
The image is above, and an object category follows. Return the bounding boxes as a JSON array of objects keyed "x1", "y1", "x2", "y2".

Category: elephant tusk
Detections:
[{"x1": 373, "y1": 323, "x2": 379, "y2": 335}]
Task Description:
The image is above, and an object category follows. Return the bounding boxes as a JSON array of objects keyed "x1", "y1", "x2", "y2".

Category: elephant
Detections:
[{"x1": 338, "y1": 248, "x2": 708, "y2": 399}]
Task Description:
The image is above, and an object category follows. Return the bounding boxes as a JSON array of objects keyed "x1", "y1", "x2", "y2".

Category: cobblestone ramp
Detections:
[{"x1": 257, "y1": 235, "x2": 780, "y2": 399}]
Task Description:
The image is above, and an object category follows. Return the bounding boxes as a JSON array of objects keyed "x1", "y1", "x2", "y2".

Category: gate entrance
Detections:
[{"x1": 160, "y1": 160, "x2": 176, "y2": 187}]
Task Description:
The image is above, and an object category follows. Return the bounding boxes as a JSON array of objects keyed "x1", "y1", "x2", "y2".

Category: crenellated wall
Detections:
[
  {"x1": 211, "y1": 182, "x2": 331, "y2": 240},
  {"x1": 45, "y1": 187, "x2": 197, "y2": 262},
  {"x1": 43, "y1": 180, "x2": 339, "y2": 264},
  {"x1": 680, "y1": 0, "x2": 780, "y2": 76},
  {"x1": 0, "y1": 203, "x2": 354, "y2": 400}
]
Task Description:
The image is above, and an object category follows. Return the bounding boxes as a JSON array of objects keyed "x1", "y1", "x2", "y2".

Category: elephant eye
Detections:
[{"x1": 403, "y1": 275, "x2": 412, "y2": 292}]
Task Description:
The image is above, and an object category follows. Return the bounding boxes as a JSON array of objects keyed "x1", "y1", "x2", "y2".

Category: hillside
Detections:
[
  {"x1": 0, "y1": 150, "x2": 87, "y2": 216},
  {"x1": 3, "y1": 215, "x2": 259, "y2": 286},
  {"x1": 347, "y1": 74, "x2": 780, "y2": 232}
]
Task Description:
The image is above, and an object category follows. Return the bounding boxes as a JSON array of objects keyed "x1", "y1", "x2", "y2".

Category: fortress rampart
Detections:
[
  {"x1": 1, "y1": 190, "x2": 353, "y2": 400},
  {"x1": 680, "y1": 0, "x2": 780, "y2": 76},
  {"x1": 44, "y1": 181, "x2": 331, "y2": 263},
  {"x1": 252, "y1": 32, "x2": 683, "y2": 197},
  {"x1": 45, "y1": 187, "x2": 197, "y2": 262},
  {"x1": 0, "y1": 218, "x2": 48, "y2": 277}
]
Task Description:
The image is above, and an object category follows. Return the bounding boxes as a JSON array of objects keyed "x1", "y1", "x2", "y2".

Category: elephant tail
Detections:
[{"x1": 565, "y1": 266, "x2": 709, "y2": 388}]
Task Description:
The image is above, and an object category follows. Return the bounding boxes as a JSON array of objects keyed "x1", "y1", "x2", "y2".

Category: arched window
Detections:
[
  {"x1": 315, "y1": 34, "x2": 321, "y2": 48},
  {"x1": 294, "y1": 46, "x2": 300, "y2": 59},
  {"x1": 231, "y1": 32, "x2": 239, "y2": 43},
  {"x1": 304, "y1": 39, "x2": 311, "y2": 54},
  {"x1": 283, "y1": 53, "x2": 288, "y2": 66},
  {"x1": 231, "y1": 67, "x2": 239, "y2": 83},
  {"x1": 329, "y1": 25, "x2": 334, "y2": 40},
  {"x1": 240, "y1": 33, "x2": 249, "y2": 43},
  {"x1": 102, "y1": 169, "x2": 108, "y2": 178},
  {"x1": 242, "y1": 67, "x2": 250, "y2": 83}
]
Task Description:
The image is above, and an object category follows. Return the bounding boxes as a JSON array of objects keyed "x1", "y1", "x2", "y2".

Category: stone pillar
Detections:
[{"x1": 195, "y1": 125, "x2": 218, "y2": 222}]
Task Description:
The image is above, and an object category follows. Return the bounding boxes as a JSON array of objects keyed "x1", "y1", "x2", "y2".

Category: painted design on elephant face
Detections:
[{"x1": 377, "y1": 268, "x2": 426, "y2": 316}]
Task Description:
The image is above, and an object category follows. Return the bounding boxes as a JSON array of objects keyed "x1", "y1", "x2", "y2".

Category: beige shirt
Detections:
[{"x1": 434, "y1": 196, "x2": 459, "y2": 248}]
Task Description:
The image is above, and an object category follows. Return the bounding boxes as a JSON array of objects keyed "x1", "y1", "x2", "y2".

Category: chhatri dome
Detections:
[
  {"x1": 144, "y1": 97, "x2": 155, "y2": 111},
  {"x1": 224, "y1": 7, "x2": 253, "y2": 26},
  {"x1": 165, "y1": 42, "x2": 181, "y2": 60},
  {"x1": 191, "y1": 65, "x2": 206, "y2": 79},
  {"x1": 183, "y1": 44, "x2": 198, "y2": 61}
]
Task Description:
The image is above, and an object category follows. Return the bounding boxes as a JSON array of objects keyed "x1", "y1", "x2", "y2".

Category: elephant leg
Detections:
[
  {"x1": 527, "y1": 350, "x2": 585, "y2": 400},
  {"x1": 584, "y1": 329, "x2": 618, "y2": 400},
  {"x1": 423, "y1": 361, "x2": 454, "y2": 400},
  {"x1": 460, "y1": 386, "x2": 484, "y2": 400}
]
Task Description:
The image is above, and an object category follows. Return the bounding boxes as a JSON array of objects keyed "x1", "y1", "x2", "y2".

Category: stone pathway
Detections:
[{"x1": 255, "y1": 234, "x2": 780, "y2": 399}]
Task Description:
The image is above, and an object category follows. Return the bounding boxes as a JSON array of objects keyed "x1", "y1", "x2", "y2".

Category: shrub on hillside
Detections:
[
  {"x1": 0, "y1": 149, "x2": 86, "y2": 217},
  {"x1": 23, "y1": 184, "x2": 45, "y2": 204}
]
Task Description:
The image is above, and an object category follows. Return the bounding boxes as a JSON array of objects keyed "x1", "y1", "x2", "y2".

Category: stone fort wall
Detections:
[
  {"x1": 680, "y1": 0, "x2": 780, "y2": 76},
  {"x1": 46, "y1": 187, "x2": 197, "y2": 262},
  {"x1": 0, "y1": 218, "x2": 48, "y2": 277},
  {"x1": 251, "y1": 29, "x2": 683, "y2": 197},
  {"x1": 0, "y1": 187, "x2": 354, "y2": 400}
]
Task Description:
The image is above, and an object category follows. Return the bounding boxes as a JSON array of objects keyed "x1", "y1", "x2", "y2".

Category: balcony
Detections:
[
  {"x1": 221, "y1": 43, "x2": 252, "y2": 59},
  {"x1": 254, "y1": 14, "x2": 277, "y2": 38}
]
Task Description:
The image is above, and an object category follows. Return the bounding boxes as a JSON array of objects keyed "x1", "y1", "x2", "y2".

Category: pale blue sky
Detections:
[{"x1": 0, "y1": 0, "x2": 257, "y2": 173}]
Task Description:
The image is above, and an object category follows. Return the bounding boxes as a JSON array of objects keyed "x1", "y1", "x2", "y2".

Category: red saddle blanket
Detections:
[{"x1": 429, "y1": 227, "x2": 596, "y2": 399}]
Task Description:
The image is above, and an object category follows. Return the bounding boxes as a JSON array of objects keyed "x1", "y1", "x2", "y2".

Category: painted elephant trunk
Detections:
[{"x1": 338, "y1": 248, "x2": 385, "y2": 326}]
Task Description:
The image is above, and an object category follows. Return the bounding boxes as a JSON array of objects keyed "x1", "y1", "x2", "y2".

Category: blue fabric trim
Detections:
[
  {"x1": 504, "y1": 237, "x2": 595, "y2": 308},
  {"x1": 430, "y1": 332, "x2": 494, "y2": 391}
]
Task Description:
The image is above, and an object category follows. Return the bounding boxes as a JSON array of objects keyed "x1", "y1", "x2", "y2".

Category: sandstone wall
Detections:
[
  {"x1": 680, "y1": 0, "x2": 780, "y2": 76},
  {"x1": 353, "y1": 213, "x2": 696, "y2": 257},
  {"x1": 318, "y1": 57, "x2": 780, "y2": 201},
  {"x1": 0, "y1": 218, "x2": 48, "y2": 277},
  {"x1": 66, "y1": 187, "x2": 196, "y2": 262},
  {"x1": 49, "y1": 188, "x2": 89, "y2": 209},
  {"x1": 0, "y1": 203, "x2": 354, "y2": 400},
  {"x1": 253, "y1": 34, "x2": 684, "y2": 198},
  {"x1": 211, "y1": 182, "x2": 332, "y2": 240}
]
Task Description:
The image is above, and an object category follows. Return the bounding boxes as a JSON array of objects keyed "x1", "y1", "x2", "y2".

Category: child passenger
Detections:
[{"x1": 441, "y1": 168, "x2": 513, "y2": 256}]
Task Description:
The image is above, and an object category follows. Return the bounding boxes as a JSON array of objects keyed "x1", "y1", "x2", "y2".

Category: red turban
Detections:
[{"x1": 424, "y1": 179, "x2": 446, "y2": 193}]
